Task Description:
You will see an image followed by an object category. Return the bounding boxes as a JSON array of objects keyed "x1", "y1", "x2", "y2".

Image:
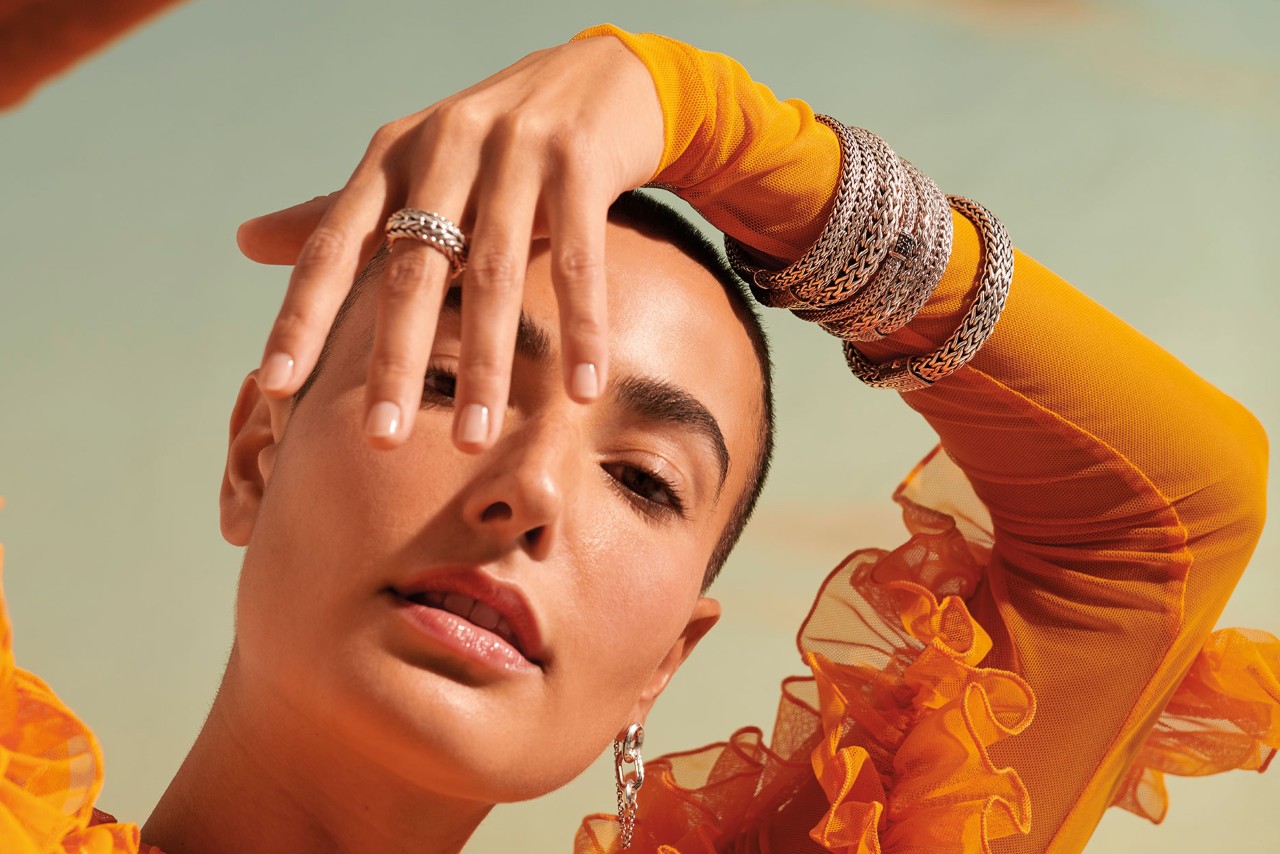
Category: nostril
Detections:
[
  {"x1": 480, "y1": 501, "x2": 513, "y2": 523},
  {"x1": 523, "y1": 526, "x2": 545, "y2": 549}
]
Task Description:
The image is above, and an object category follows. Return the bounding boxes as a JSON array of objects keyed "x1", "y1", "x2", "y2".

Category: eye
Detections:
[
  {"x1": 422, "y1": 365, "x2": 457, "y2": 404},
  {"x1": 603, "y1": 462, "x2": 686, "y2": 517}
]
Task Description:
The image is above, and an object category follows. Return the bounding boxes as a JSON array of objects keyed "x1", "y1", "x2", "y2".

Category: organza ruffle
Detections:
[
  {"x1": 1109, "y1": 626, "x2": 1280, "y2": 823},
  {"x1": 574, "y1": 448, "x2": 1280, "y2": 853},
  {"x1": 0, "y1": 548, "x2": 143, "y2": 853}
]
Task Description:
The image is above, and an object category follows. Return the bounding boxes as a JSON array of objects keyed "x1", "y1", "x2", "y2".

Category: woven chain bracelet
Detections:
[
  {"x1": 723, "y1": 116, "x2": 1012, "y2": 391},
  {"x1": 843, "y1": 195, "x2": 1013, "y2": 390}
]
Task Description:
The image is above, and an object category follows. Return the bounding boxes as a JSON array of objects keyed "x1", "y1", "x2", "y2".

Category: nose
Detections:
[{"x1": 462, "y1": 414, "x2": 576, "y2": 560}]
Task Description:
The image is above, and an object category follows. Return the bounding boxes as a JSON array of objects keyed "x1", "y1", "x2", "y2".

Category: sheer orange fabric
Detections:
[
  {"x1": 572, "y1": 24, "x2": 841, "y2": 263},
  {"x1": 0, "y1": 548, "x2": 147, "y2": 853},
  {"x1": 0, "y1": 23, "x2": 1274, "y2": 854},
  {"x1": 572, "y1": 454, "x2": 1278, "y2": 854},
  {"x1": 572, "y1": 24, "x2": 1277, "y2": 854}
]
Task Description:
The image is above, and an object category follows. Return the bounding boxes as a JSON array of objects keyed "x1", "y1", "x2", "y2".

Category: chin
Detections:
[{"x1": 300, "y1": 646, "x2": 591, "y2": 805}]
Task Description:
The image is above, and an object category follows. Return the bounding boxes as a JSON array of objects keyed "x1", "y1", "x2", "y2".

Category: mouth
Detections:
[
  {"x1": 398, "y1": 589, "x2": 522, "y2": 651},
  {"x1": 385, "y1": 572, "x2": 546, "y2": 671}
]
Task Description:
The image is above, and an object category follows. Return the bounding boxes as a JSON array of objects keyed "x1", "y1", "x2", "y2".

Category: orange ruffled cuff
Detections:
[
  {"x1": 0, "y1": 552, "x2": 145, "y2": 853},
  {"x1": 574, "y1": 450, "x2": 1280, "y2": 854}
]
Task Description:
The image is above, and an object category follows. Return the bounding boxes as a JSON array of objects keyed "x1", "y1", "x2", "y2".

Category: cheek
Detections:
[
  {"x1": 230, "y1": 392, "x2": 715, "y2": 802},
  {"x1": 549, "y1": 506, "x2": 706, "y2": 715},
  {"x1": 506, "y1": 533, "x2": 703, "y2": 799},
  {"x1": 234, "y1": 406, "x2": 464, "y2": 684}
]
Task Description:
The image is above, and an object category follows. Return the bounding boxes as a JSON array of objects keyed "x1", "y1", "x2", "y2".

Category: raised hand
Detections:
[{"x1": 236, "y1": 35, "x2": 664, "y2": 451}]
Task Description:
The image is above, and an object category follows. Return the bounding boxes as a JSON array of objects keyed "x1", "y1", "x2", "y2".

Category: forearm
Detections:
[
  {"x1": 581, "y1": 24, "x2": 1270, "y2": 851},
  {"x1": 865, "y1": 216, "x2": 1268, "y2": 850},
  {"x1": 577, "y1": 24, "x2": 1267, "y2": 604}
]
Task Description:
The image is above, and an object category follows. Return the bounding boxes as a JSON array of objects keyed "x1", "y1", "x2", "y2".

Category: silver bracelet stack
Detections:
[{"x1": 724, "y1": 115, "x2": 1013, "y2": 392}]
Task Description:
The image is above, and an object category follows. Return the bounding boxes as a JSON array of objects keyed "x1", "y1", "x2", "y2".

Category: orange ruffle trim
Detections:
[
  {"x1": 574, "y1": 449, "x2": 1280, "y2": 854},
  {"x1": 0, "y1": 651, "x2": 142, "y2": 852}
]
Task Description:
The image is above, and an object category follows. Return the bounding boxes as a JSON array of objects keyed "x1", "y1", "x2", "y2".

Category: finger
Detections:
[
  {"x1": 237, "y1": 194, "x2": 336, "y2": 265},
  {"x1": 257, "y1": 163, "x2": 392, "y2": 398},
  {"x1": 362, "y1": 102, "x2": 491, "y2": 448},
  {"x1": 543, "y1": 175, "x2": 611, "y2": 403},
  {"x1": 364, "y1": 166, "x2": 473, "y2": 447},
  {"x1": 363, "y1": 233, "x2": 459, "y2": 449},
  {"x1": 452, "y1": 165, "x2": 541, "y2": 452}
]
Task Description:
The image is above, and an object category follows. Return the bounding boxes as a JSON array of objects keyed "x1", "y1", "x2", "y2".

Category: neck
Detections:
[{"x1": 143, "y1": 658, "x2": 491, "y2": 854}]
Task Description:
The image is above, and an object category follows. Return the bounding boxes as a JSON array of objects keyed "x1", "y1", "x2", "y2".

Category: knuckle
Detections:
[
  {"x1": 466, "y1": 249, "x2": 521, "y2": 291},
  {"x1": 496, "y1": 109, "x2": 548, "y2": 145},
  {"x1": 460, "y1": 357, "x2": 508, "y2": 389},
  {"x1": 368, "y1": 122, "x2": 400, "y2": 152},
  {"x1": 270, "y1": 304, "x2": 320, "y2": 343},
  {"x1": 369, "y1": 351, "x2": 417, "y2": 381},
  {"x1": 563, "y1": 314, "x2": 606, "y2": 343},
  {"x1": 381, "y1": 252, "x2": 432, "y2": 296},
  {"x1": 433, "y1": 99, "x2": 488, "y2": 137},
  {"x1": 295, "y1": 228, "x2": 348, "y2": 269},
  {"x1": 548, "y1": 125, "x2": 591, "y2": 166},
  {"x1": 554, "y1": 246, "x2": 603, "y2": 283}
]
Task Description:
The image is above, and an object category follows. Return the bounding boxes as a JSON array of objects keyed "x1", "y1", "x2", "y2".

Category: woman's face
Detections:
[{"x1": 221, "y1": 220, "x2": 765, "y2": 803}]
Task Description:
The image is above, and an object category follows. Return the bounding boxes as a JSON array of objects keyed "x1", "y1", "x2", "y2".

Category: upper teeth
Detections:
[{"x1": 415, "y1": 591, "x2": 518, "y2": 650}]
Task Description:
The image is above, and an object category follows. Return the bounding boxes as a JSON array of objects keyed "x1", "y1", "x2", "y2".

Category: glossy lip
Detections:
[{"x1": 385, "y1": 566, "x2": 547, "y2": 671}]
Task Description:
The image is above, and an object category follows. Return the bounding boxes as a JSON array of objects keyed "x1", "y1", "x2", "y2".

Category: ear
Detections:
[
  {"x1": 626, "y1": 596, "x2": 721, "y2": 726},
  {"x1": 219, "y1": 371, "x2": 292, "y2": 547}
]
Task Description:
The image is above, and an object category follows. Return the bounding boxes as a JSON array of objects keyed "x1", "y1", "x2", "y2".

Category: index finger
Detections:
[
  {"x1": 237, "y1": 194, "x2": 336, "y2": 266},
  {"x1": 256, "y1": 168, "x2": 392, "y2": 397}
]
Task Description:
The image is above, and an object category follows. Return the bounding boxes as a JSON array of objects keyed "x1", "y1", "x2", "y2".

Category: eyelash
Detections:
[
  {"x1": 603, "y1": 463, "x2": 686, "y2": 519},
  {"x1": 422, "y1": 364, "x2": 686, "y2": 518},
  {"x1": 422, "y1": 364, "x2": 457, "y2": 403}
]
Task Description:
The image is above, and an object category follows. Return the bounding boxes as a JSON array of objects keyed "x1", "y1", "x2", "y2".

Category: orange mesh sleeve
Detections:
[
  {"x1": 572, "y1": 24, "x2": 839, "y2": 263},
  {"x1": 858, "y1": 218, "x2": 1269, "y2": 853},
  {"x1": 573, "y1": 25, "x2": 1270, "y2": 854}
]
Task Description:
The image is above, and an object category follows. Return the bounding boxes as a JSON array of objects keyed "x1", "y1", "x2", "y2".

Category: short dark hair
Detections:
[
  {"x1": 293, "y1": 191, "x2": 775, "y2": 591},
  {"x1": 606, "y1": 192, "x2": 775, "y2": 589}
]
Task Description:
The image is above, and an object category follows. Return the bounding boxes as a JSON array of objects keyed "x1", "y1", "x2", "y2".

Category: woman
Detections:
[{"x1": 2, "y1": 22, "x2": 1276, "y2": 854}]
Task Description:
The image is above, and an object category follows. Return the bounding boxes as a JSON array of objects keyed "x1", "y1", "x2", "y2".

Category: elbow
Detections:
[
  {"x1": 1229, "y1": 406, "x2": 1267, "y2": 543},
  {"x1": 1195, "y1": 402, "x2": 1269, "y2": 567}
]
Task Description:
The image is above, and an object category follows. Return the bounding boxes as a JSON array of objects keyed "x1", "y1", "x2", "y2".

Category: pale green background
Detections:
[{"x1": 1, "y1": 0, "x2": 1277, "y2": 851}]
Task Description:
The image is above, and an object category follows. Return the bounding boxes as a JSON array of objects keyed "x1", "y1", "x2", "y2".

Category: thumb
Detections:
[{"x1": 236, "y1": 193, "x2": 336, "y2": 265}]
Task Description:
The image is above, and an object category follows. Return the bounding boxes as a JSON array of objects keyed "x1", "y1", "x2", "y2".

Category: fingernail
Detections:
[
  {"x1": 571, "y1": 362, "x2": 599, "y2": 400},
  {"x1": 260, "y1": 352, "x2": 295, "y2": 392},
  {"x1": 366, "y1": 401, "x2": 401, "y2": 438},
  {"x1": 457, "y1": 403, "x2": 490, "y2": 445}
]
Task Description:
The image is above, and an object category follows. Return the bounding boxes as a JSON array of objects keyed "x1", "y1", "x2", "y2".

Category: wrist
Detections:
[
  {"x1": 571, "y1": 24, "x2": 712, "y2": 183},
  {"x1": 571, "y1": 24, "x2": 839, "y2": 262}
]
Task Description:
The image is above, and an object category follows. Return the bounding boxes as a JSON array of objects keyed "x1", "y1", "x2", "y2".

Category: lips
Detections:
[
  {"x1": 387, "y1": 568, "x2": 546, "y2": 668},
  {"x1": 401, "y1": 590, "x2": 519, "y2": 649}
]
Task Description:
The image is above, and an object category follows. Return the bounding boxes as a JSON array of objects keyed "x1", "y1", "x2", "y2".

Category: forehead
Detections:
[
  {"x1": 338, "y1": 220, "x2": 764, "y2": 499},
  {"x1": 525, "y1": 221, "x2": 763, "y2": 486}
]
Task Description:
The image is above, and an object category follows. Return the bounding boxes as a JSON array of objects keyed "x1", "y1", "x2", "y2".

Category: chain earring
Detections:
[{"x1": 613, "y1": 722, "x2": 645, "y2": 848}]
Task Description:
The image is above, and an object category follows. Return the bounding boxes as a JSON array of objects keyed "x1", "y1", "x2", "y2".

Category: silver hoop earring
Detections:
[{"x1": 613, "y1": 722, "x2": 645, "y2": 849}]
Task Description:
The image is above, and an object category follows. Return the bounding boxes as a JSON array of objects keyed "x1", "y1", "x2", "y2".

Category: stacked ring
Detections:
[{"x1": 384, "y1": 208, "x2": 470, "y2": 278}]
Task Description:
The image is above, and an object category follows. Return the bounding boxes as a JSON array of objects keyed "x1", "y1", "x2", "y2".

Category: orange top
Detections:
[
  {"x1": 573, "y1": 23, "x2": 1280, "y2": 854},
  {"x1": 3, "y1": 24, "x2": 1278, "y2": 854}
]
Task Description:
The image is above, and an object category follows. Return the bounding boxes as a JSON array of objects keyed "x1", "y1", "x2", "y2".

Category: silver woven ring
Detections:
[{"x1": 384, "y1": 208, "x2": 470, "y2": 278}]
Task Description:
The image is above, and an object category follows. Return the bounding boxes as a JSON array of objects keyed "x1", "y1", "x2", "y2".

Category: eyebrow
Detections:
[
  {"x1": 442, "y1": 287, "x2": 552, "y2": 362},
  {"x1": 443, "y1": 287, "x2": 730, "y2": 494},
  {"x1": 613, "y1": 374, "x2": 731, "y2": 494}
]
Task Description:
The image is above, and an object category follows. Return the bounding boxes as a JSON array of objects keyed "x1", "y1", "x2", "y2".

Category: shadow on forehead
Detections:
[{"x1": 290, "y1": 190, "x2": 776, "y2": 592}]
